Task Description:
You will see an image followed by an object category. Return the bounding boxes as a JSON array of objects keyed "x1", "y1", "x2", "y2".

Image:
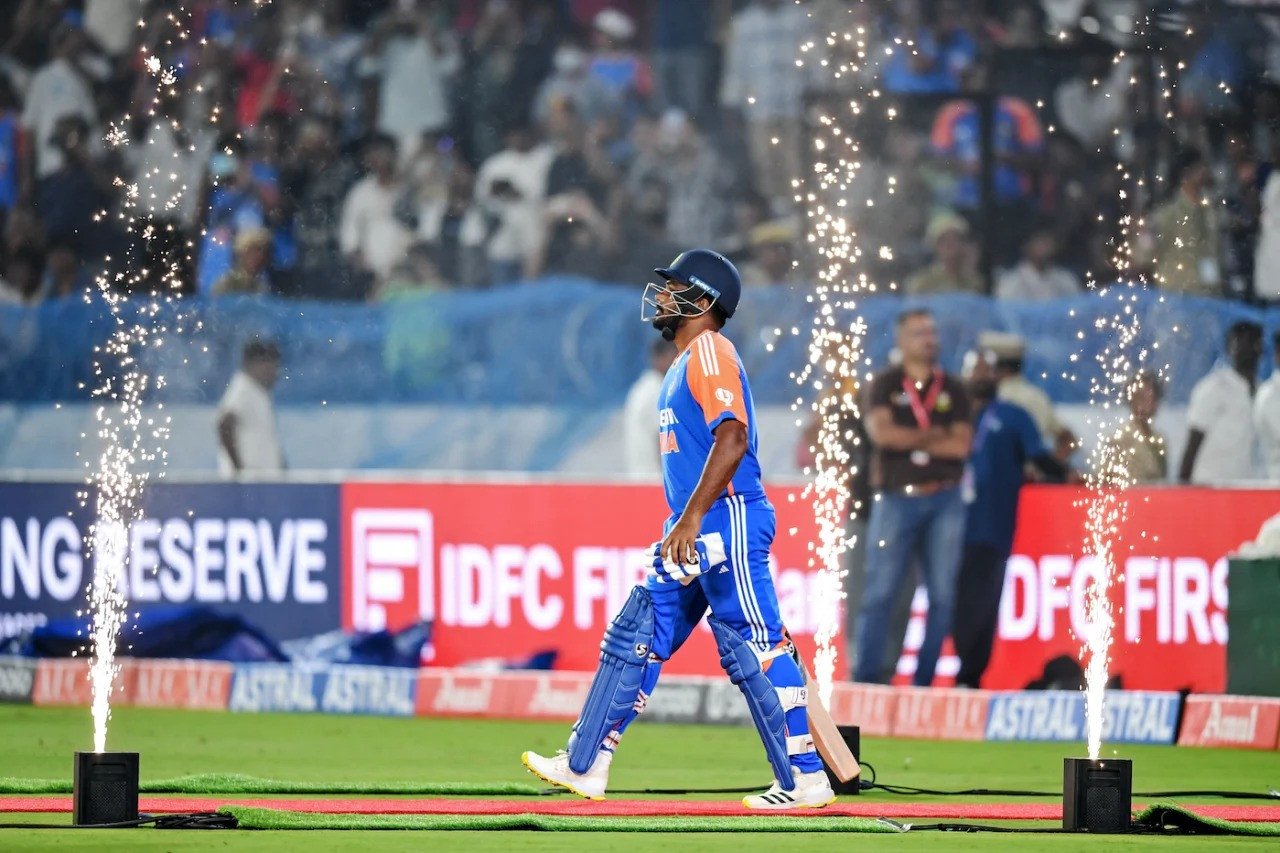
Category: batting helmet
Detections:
[{"x1": 653, "y1": 249, "x2": 742, "y2": 319}]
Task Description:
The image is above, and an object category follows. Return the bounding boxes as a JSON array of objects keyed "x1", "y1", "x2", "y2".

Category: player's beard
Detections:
[{"x1": 652, "y1": 312, "x2": 683, "y2": 342}]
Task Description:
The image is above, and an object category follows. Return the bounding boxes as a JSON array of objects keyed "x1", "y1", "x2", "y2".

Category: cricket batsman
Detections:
[{"x1": 522, "y1": 249, "x2": 835, "y2": 809}]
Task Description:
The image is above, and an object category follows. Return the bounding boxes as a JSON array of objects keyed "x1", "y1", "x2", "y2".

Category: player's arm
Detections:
[
  {"x1": 1179, "y1": 381, "x2": 1213, "y2": 483},
  {"x1": 217, "y1": 411, "x2": 243, "y2": 471},
  {"x1": 662, "y1": 419, "x2": 746, "y2": 566},
  {"x1": 923, "y1": 421, "x2": 973, "y2": 460},
  {"x1": 1178, "y1": 429, "x2": 1205, "y2": 483},
  {"x1": 921, "y1": 382, "x2": 973, "y2": 460},
  {"x1": 1018, "y1": 408, "x2": 1067, "y2": 481},
  {"x1": 864, "y1": 405, "x2": 934, "y2": 451}
]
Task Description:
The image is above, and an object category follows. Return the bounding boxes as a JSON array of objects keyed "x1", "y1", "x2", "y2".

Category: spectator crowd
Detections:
[{"x1": 3, "y1": 0, "x2": 1280, "y2": 307}]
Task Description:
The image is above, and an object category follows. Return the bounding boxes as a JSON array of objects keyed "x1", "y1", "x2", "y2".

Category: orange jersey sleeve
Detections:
[{"x1": 686, "y1": 332, "x2": 749, "y2": 430}]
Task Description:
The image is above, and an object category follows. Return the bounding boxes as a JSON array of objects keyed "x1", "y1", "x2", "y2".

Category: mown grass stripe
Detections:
[
  {"x1": 0, "y1": 775, "x2": 544, "y2": 796},
  {"x1": 222, "y1": 806, "x2": 904, "y2": 833}
]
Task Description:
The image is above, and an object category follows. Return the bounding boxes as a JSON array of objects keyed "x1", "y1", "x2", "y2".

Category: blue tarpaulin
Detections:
[{"x1": 0, "y1": 281, "x2": 1270, "y2": 406}]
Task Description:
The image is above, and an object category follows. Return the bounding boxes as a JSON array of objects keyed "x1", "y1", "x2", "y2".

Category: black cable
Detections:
[
  {"x1": 908, "y1": 821, "x2": 1162, "y2": 834},
  {"x1": 155, "y1": 812, "x2": 239, "y2": 829},
  {"x1": 910, "y1": 822, "x2": 1070, "y2": 833},
  {"x1": 865, "y1": 782, "x2": 1278, "y2": 800},
  {"x1": 859, "y1": 762, "x2": 1278, "y2": 800}
]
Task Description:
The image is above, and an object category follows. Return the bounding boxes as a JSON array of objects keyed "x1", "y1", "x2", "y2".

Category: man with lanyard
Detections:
[
  {"x1": 522, "y1": 249, "x2": 834, "y2": 809},
  {"x1": 953, "y1": 348, "x2": 1066, "y2": 688},
  {"x1": 854, "y1": 308, "x2": 972, "y2": 685}
]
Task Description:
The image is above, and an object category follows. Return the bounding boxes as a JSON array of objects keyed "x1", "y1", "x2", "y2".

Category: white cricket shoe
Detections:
[
  {"x1": 521, "y1": 749, "x2": 611, "y2": 801},
  {"x1": 743, "y1": 766, "x2": 837, "y2": 810}
]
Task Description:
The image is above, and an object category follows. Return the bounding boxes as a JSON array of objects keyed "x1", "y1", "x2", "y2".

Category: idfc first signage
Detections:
[
  {"x1": 986, "y1": 486, "x2": 1280, "y2": 693},
  {"x1": 0, "y1": 482, "x2": 341, "y2": 640},
  {"x1": 341, "y1": 482, "x2": 837, "y2": 676}
]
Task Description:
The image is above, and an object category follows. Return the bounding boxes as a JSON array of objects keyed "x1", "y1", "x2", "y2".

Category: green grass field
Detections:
[{"x1": 0, "y1": 705, "x2": 1276, "y2": 850}]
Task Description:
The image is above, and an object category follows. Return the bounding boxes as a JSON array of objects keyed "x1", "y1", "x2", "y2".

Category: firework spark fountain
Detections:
[
  {"x1": 83, "y1": 6, "x2": 205, "y2": 752},
  {"x1": 794, "y1": 5, "x2": 878, "y2": 703},
  {"x1": 1075, "y1": 16, "x2": 1171, "y2": 761}
]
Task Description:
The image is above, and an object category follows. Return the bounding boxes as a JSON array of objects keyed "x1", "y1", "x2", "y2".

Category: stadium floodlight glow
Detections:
[
  {"x1": 1063, "y1": 757, "x2": 1132, "y2": 833},
  {"x1": 73, "y1": 751, "x2": 139, "y2": 827}
]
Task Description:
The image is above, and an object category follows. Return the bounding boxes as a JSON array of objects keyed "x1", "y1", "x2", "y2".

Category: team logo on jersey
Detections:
[
  {"x1": 715, "y1": 388, "x2": 735, "y2": 406},
  {"x1": 660, "y1": 432, "x2": 679, "y2": 454}
]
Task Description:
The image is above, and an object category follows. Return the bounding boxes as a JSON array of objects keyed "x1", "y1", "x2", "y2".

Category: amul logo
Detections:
[{"x1": 349, "y1": 509, "x2": 434, "y2": 632}]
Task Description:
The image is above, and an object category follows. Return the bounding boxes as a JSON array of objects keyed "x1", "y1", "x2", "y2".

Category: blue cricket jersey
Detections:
[
  {"x1": 657, "y1": 330, "x2": 765, "y2": 515},
  {"x1": 962, "y1": 399, "x2": 1046, "y2": 550}
]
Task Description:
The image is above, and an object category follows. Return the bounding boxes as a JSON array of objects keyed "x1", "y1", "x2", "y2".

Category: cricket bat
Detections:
[{"x1": 797, "y1": 656, "x2": 860, "y2": 783}]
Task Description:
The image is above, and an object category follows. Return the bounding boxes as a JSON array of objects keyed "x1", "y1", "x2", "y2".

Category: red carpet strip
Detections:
[{"x1": 0, "y1": 796, "x2": 1277, "y2": 822}]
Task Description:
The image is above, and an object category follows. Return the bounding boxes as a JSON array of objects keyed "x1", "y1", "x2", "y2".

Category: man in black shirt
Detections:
[{"x1": 854, "y1": 308, "x2": 972, "y2": 685}]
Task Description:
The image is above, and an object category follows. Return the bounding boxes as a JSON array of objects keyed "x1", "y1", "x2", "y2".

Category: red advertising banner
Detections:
[
  {"x1": 31, "y1": 659, "x2": 232, "y2": 710},
  {"x1": 341, "y1": 482, "x2": 833, "y2": 676},
  {"x1": 415, "y1": 670, "x2": 592, "y2": 720},
  {"x1": 341, "y1": 481, "x2": 1279, "y2": 692},
  {"x1": 1177, "y1": 695, "x2": 1280, "y2": 750},
  {"x1": 984, "y1": 485, "x2": 1280, "y2": 693},
  {"x1": 826, "y1": 683, "x2": 898, "y2": 736},
  {"x1": 890, "y1": 687, "x2": 990, "y2": 740},
  {"x1": 125, "y1": 660, "x2": 233, "y2": 710}
]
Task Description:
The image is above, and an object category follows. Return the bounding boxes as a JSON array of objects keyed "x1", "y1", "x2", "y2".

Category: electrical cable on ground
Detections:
[{"x1": 610, "y1": 761, "x2": 1277, "y2": 800}]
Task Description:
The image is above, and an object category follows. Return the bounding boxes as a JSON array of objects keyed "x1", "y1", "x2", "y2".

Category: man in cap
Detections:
[
  {"x1": 904, "y1": 213, "x2": 983, "y2": 295},
  {"x1": 980, "y1": 331, "x2": 1075, "y2": 459},
  {"x1": 739, "y1": 219, "x2": 801, "y2": 287},
  {"x1": 213, "y1": 227, "x2": 274, "y2": 296},
  {"x1": 954, "y1": 349, "x2": 1066, "y2": 687}
]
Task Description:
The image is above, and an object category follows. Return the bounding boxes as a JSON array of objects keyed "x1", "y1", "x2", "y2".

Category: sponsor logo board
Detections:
[
  {"x1": 126, "y1": 660, "x2": 233, "y2": 710},
  {"x1": 985, "y1": 690, "x2": 1180, "y2": 744},
  {"x1": 0, "y1": 656, "x2": 35, "y2": 703},
  {"x1": 320, "y1": 665, "x2": 416, "y2": 717},
  {"x1": 229, "y1": 664, "x2": 323, "y2": 713},
  {"x1": 1178, "y1": 695, "x2": 1280, "y2": 750},
  {"x1": 2, "y1": 483, "x2": 342, "y2": 642},
  {"x1": 891, "y1": 688, "x2": 989, "y2": 741}
]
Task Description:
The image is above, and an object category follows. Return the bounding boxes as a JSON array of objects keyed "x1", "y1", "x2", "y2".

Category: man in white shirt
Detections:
[
  {"x1": 622, "y1": 338, "x2": 675, "y2": 474},
  {"x1": 1054, "y1": 54, "x2": 1133, "y2": 157},
  {"x1": 339, "y1": 133, "x2": 413, "y2": 282},
  {"x1": 995, "y1": 228, "x2": 1081, "y2": 300},
  {"x1": 719, "y1": 0, "x2": 817, "y2": 204},
  {"x1": 1253, "y1": 330, "x2": 1280, "y2": 481},
  {"x1": 21, "y1": 25, "x2": 99, "y2": 181},
  {"x1": 1181, "y1": 322, "x2": 1262, "y2": 484},
  {"x1": 365, "y1": 8, "x2": 460, "y2": 156},
  {"x1": 473, "y1": 123, "x2": 553, "y2": 284},
  {"x1": 217, "y1": 339, "x2": 285, "y2": 477}
]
